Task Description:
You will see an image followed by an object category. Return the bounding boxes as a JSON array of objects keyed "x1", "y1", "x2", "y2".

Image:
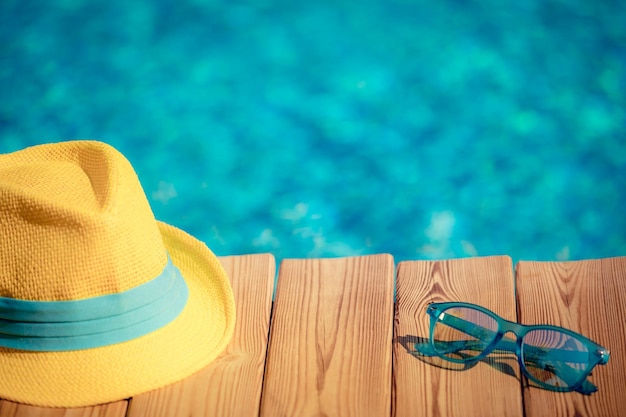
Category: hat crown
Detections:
[{"x1": 0, "y1": 141, "x2": 167, "y2": 301}]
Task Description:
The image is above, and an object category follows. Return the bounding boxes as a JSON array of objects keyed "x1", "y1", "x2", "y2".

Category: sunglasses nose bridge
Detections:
[
  {"x1": 499, "y1": 330, "x2": 523, "y2": 353},
  {"x1": 498, "y1": 321, "x2": 525, "y2": 345}
]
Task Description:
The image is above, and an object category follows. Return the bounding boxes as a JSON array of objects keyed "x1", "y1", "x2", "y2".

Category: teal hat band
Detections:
[{"x1": 0, "y1": 256, "x2": 189, "y2": 352}]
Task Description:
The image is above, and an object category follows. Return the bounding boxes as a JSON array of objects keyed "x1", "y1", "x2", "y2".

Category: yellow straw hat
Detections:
[{"x1": 0, "y1": 140, "x2": 235, "y2": 407}]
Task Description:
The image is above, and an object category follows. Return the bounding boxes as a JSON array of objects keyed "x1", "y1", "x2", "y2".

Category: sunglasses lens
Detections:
[
  {"x1": 522, "y1": 329, "x2": 590, "y2": 389},
  {"x1": 432, "y1": 306, "x2": 498, "y2": 362}
]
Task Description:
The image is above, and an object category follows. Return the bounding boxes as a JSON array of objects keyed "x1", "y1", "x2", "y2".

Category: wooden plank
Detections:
[
  {"x1": 261, "y1": 255, "x2": 395, "y2": 417},
  {"x1": 0, "y1": 401, "x2": 126, "y2": 417},
  {"x1": 516, "y1": 257, "x2": 626, "y2": 417},
  {"x1": 127, "y1": 254, "x2": 276, "y2": 417},
  {"x1": 393, "y1": 256, "x2": 523, "y2": 417}
]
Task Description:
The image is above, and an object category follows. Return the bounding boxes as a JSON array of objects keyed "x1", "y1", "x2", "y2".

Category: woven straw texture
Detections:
[{"x1": 0, "y1": 141, "x2": 235, "y2": 407}]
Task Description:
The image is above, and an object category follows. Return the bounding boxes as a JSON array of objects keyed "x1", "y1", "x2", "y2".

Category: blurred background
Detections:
[{"x1": 1, "y1": 0, "x2": 625, "y2": 264}]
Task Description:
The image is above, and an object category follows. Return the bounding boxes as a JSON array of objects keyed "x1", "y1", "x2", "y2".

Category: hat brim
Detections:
[{"x1": 0, "y1": 222, "x2": 236, "y2": 407}]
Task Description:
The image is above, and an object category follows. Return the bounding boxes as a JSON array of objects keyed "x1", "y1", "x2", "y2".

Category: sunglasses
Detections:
[{"x1": 415, "y1": 302, "x2": 610, "y2": 394}]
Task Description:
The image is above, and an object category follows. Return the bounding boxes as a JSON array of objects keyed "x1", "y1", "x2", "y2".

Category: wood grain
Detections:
[
  {"x1": 0, "y1": 401, "x2": 127, "y2": 417},
  {"x1": 127, "y1": 254, "x2": 276, "y2": 417},
  {"x1": 516, "y1": 257, "x2": 626, "y2": 417},
  {"x1": 261, "y1": 255, "x2": 395, "y2": 417},
  {"x1": 393, "y1": 256, "x2": 523, "y2": 417}
]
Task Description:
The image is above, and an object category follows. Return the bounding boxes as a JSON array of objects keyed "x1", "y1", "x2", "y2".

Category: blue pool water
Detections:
[{"x1": 1, "y1": 0, "x2": 625, "y2": 264}]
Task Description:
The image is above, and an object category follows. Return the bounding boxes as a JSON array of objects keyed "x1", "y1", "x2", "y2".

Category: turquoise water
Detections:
[{"x1": 1, "y1": 0, "x2": 625, "y2": 263}]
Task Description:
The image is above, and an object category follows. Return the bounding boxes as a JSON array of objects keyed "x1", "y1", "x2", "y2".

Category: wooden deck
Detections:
[{"x1": 1, "y1": 255, "x2": 624, "y2": 417}]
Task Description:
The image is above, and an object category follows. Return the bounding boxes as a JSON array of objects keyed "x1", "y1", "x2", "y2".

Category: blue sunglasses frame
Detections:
[{"x1": 416, "y1": 302, "x2": 610, "y2": 394}]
